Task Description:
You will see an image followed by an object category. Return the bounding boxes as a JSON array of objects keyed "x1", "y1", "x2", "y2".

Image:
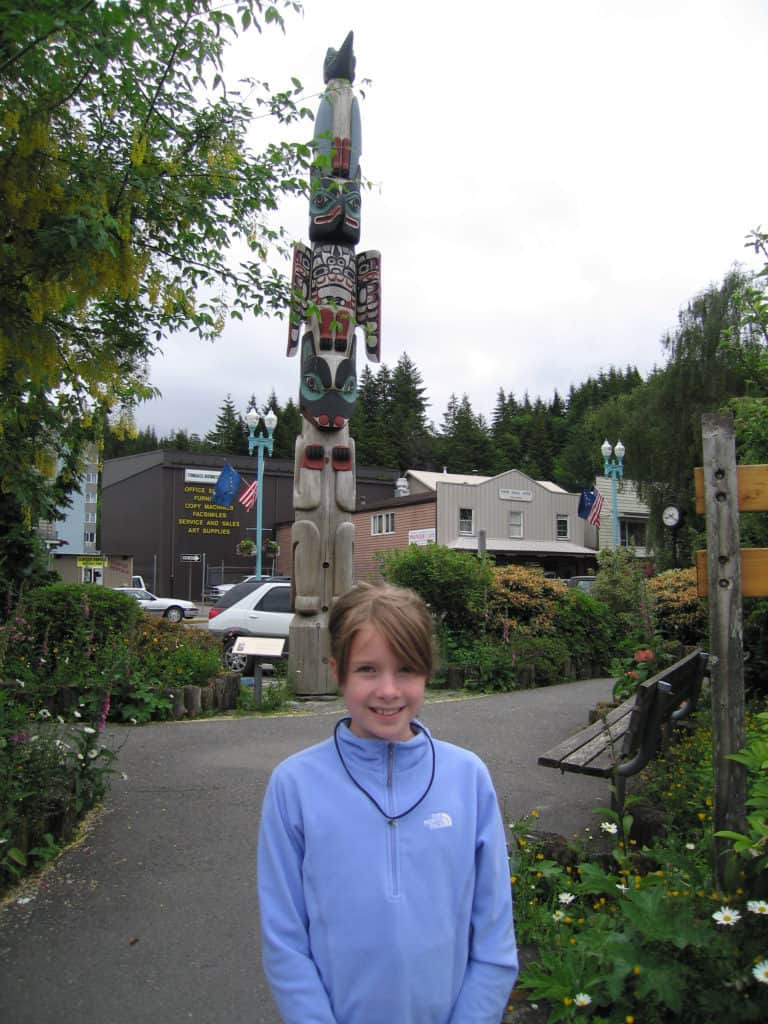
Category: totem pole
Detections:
[{"x1": 287, "y1": 31, "x2": 381, "y2": 695}]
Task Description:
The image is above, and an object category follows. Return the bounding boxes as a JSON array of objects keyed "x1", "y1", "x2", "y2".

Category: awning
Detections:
[{"x1": 449, "y1": 538, "x2": 597, "y2": 556}]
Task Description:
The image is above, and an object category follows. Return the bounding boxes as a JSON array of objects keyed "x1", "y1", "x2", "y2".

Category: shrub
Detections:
[
  {"x1": 377, "y1": 544, "x2": 493, "y2": 637},
  {"x1": 507, "y1": 631, "x2": 572, "y2": 687},
  {"x1": 1, "y1": 583, "x2": 141, "y2": 693},
  {"x1": 447, "y1": 637, "x2": 517, "y2": 692},
  {"x1": 649, "y1": 567, "x2": 707, "y2": 647},
  {"x1": 550, "y1": 590, "x2": 613, "y2": 678},
  {"x1": 743, "y1": 598, "x2": 768, "y2": 698},
  {"x1": 0, "y1": 693, "x2": 116, "y2": 895},
  {"x1": 592, "y1": 547, "x2": 655, "y2": 648},
  {"x1": 487, "y1": 566, "x2": 567, "y2": 637}
]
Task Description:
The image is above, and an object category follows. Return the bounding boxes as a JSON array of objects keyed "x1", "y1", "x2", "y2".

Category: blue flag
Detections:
[
  {"x1": 212, "y1": 463, "x2": 242, "y2": 507},
  {"x1": 578, "y1": 487, "x2": 596, "y2": 520}
]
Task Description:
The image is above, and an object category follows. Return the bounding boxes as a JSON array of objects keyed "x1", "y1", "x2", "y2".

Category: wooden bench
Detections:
[{"x1": 538, "y1": 648, "x2": 708, "y2": 812}]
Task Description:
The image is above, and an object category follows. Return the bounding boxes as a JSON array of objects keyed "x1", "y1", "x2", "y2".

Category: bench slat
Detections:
[
  {"x1": 537, "y1": 700, "x2": 635, "y2": 767},
  {"x1": 538, "y1": 649, "x2": 707, "y2": 778}
]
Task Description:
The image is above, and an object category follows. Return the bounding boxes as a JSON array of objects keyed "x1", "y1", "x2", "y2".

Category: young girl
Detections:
[{"x1": 257, "y1": 583, "x2": 518, "y2": 1023}]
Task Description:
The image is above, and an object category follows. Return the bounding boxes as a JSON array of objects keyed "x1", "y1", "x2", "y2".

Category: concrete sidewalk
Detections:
[{"x1": 0, "y1": 678, "x2": 614, "y2": 1024}]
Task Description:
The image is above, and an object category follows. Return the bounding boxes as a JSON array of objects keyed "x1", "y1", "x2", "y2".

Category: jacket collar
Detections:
[{"x1": 335, "y1": 717, "x2": 432, "y2": 769}]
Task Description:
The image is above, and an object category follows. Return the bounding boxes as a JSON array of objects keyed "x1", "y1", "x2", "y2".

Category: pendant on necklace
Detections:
[{"x1": 388, "y1": 819, "x2": 397, "y2": 827}]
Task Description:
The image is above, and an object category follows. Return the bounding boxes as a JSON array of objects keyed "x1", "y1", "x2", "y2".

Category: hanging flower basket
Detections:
[
  {"x1": 236, "y1": 539, "x2": 256, "y2": 557},
  {"x1": 263, "y1": 539, "x2": 280, "y2": 558}
]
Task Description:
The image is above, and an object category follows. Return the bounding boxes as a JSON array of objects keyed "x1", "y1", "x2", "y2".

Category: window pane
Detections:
[
  {"x1": 509, "y1": 511, "x2": 523, "y2": 538},
  {"x1": 459, "y1": 508, "x2": 473, "y2": 534}
]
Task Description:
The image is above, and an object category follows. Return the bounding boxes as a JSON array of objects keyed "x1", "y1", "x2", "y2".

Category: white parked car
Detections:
[
  {"x1": 208, "y1": 579, "x2": 293, "y2": 673},
  {"x1": 114, "y1": 588, "x2": 199, "y2": 623}
]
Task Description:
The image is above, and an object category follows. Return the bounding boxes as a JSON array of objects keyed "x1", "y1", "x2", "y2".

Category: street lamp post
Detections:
[
  {"x1": 601, "y1": 438, "x2": 625, "y2": 549},
  {"x1": 245, "y1": 407, "x2": 278, "y2": 578}
]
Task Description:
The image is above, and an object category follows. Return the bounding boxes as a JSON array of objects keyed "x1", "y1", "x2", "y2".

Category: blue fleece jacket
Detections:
[{"x1": 257, "y1": 720, "x2": 518, "y2": 1024}]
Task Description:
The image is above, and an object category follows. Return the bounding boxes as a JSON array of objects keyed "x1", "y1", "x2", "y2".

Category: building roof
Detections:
[
  {"x1": 595, "y1": 475, "x2": 649, "y2": 517},
  {"x1": 537, "y1": 480, "x2": 568, "y2": 493},
  {"x1": 406, "y1": 470, "x2": 490, "y2": 490},
  {"x1": 407, "y1": 470, "x2": 570, "y2": 494}
]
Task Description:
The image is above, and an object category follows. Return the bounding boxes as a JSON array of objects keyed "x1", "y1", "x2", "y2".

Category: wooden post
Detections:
[{"x1": 701, "y1": 413, "x2": 747, "y2": 887}]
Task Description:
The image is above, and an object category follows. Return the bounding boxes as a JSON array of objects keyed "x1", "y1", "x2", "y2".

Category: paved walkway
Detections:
[{"x1": 0, "y1": 678, "x2": 614, "y2": 1024}]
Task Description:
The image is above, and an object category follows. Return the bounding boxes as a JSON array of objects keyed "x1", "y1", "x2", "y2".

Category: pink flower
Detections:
[
  {"x1": 634, "y1": 649, "x2": 655, "y2": 662},
  {"x1": 98, "y1": 693, "x2": 111, "y2": 731}
]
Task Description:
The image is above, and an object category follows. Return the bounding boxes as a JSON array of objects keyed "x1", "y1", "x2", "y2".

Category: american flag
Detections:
[
  {"x1": 238, "y1": 480, "x2": 258, "y2": 511},
  {"x1": 587, "y1": 489, "x2": 605, "y2": 527}
]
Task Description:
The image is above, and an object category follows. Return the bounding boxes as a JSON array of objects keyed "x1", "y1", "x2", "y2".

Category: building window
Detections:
[
  {"x1": 556, "y1": 514, "x2": 569, "y2": 540},
  {"x1": 458, "y1": 508, "x2": 474, "y2": 535},
  {"x1": 85, "y1": 490, "x2": 97, "y2": 504},
  {"x1": 85, "y1": 512, "x2": 97, "y2": 524},
  {"x1": 620, "y1": 520, "x2": 646, "y2": 548},
  {"x1": 371, "y1": 512, "x2": 395, "y2": 536},
  {"x1": 84, "y1": 531, "x2": 96, "y2": 544},
  {"x1": 508, "y1": 511, "x2": 523, "y2": 539},
  {"x1": 85, "y1": 471, "x2": 98, "y2": 484}
]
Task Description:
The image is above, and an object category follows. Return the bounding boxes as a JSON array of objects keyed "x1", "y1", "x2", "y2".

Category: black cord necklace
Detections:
[{"x1": 333, "y1": 719, "x2": 436, "y2": 827}]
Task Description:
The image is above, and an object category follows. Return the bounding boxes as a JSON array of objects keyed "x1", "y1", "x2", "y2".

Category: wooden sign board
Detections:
[
  {"x1": 696, "y1": 548, "x2": 768, "y2": 597},
  {"x1": 694, "y1": 464, "x2": 768, "y2": 514}
]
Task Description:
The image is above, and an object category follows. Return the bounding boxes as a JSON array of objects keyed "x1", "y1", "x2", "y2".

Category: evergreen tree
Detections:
[
  {"x1": 437, "y1": 395, "x2": 496, "y2": 475},
  {"x1": 204, "y1": 395, "x2": 248, "y2": 454},
  {"x1": 272, "y1": 397, "x2": 302, "y2": 459},
  {"x1": 388, "y1": 354, "x2": 435, "y2": 470}
]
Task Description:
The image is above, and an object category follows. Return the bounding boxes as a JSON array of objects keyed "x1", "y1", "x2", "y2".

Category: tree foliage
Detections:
[{"x1": 0, "y1": 0, "x2": 309, "y2": 596}]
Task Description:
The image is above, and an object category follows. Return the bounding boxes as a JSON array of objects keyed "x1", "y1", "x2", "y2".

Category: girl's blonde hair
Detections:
[{"x1": 328, "y1": 583, "x2": 437, "y2": 684}]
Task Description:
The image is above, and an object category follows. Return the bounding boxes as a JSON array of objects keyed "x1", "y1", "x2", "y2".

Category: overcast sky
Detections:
[{"x1": 134, "y1": 0, "x2": 768, "y2": 440}]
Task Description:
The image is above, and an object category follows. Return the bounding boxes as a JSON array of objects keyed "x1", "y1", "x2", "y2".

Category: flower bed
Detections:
[{"x1": 509, "y1": 707, "x2": 768, "y2": 1022}]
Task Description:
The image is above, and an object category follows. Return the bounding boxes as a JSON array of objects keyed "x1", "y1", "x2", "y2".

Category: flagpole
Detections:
[{"x1": 246, "y1": 407, "x2": 278, "y2": 578}]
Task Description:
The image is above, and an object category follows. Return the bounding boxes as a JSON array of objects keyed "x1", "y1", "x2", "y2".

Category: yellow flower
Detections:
[
  {"x1": 632, "y1": 965, "x2": 641, "y2": 975},
  {"x1": 626, "y1": 1017, "x2": 635, "y2": 1023},
  {"x1": 564, "y1": 997, "x2": 573, "y2": 1006},
  {"x1": 510, "y1": 876, "x2": 518, "y2": 885}
]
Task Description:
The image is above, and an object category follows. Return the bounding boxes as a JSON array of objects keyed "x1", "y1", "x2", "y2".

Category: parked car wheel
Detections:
[
  {"x1": 164, "y1": 606, "x2": 184, "y2": 623},
  {"x1": 223, "y1": 638, "x2": 254, "y2": 675}
]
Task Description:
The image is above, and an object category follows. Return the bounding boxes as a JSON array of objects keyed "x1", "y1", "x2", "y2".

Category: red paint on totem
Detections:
[
  {"x1": 315, "y1": 205, "x2": 342, "y2": 224},
  {"x1": 301, "y1": 448, "x2": 325, "y2": 470}
]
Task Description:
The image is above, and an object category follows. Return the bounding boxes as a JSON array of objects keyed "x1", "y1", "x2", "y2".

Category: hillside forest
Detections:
[{"x1": 106, "y1": 263, "x2": 768, "y2": 570}]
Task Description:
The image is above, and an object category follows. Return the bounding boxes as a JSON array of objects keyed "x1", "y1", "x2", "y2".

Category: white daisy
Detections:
[
  {"x1": 753, "y1": 960, "x2": 768, "y2": 984},
  {"x1": 748, "y1": 901, "x2": 768, "y2": 915},
  {"x1": 712, "y1": 906, "x2": 741, "y2": 926},
  {"x1": 600, "y1": 820, "x2": 618, "y2": 834},
  {"x1": 558, "y1": 892, "x2": 576, "y2": 905},
  {"x1": 574, "y1": 993, "x2": 592, "y2": 1007}
]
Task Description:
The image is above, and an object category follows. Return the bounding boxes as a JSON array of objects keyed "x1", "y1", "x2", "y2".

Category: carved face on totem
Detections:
[
  {"x1": 309, "y1": 175, "x2": 361, "y2": 244},
  {"x1": 300, "y1": 334, "x2": 357, "y2": 430}
]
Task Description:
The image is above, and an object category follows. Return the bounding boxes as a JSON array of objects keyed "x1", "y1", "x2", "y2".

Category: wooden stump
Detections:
[
  {"x1": 445, "y1": 666, "x2": 465, "y2": 689},
  {"x1": 168, "y1": 689, "x2": 186, "y2": 720},
  {"x1": 212, "y1": 673, "x2": 240, "y2": 711},
  {"x1": 183, "y1": 685, "x2": 202, "y2": 718},
  {"x1": 200, "y1": 687, "x2": 215, "y2": 712}
]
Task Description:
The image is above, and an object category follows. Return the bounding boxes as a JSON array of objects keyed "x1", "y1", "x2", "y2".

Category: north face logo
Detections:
[{"x1": 423, "y1": 812, "x2": 453, "y2": 830}]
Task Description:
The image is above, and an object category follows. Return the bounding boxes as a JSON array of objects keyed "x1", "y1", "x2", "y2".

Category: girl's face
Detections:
[{"x1": 331, "y1": 625, "x2": 426, "y2": 742}]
